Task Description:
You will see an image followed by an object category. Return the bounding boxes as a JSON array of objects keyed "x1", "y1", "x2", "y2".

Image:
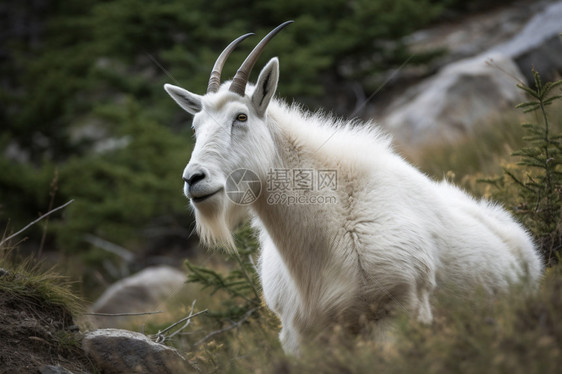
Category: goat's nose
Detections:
[{"x1": 182, "y1": 169, "x2": 206, "y2": 186}]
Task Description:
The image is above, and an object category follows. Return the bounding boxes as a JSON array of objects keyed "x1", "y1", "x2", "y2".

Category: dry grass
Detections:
[
  {"x1": 0, "y1": 251, "x2": 95, "y2": 373},
  {"x1": 132, "y1": 263, "x2": 562, "y2": 374}
]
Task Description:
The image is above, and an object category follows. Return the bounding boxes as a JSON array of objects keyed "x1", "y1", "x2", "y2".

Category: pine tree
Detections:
[
  {"x1": 184, "y1": 225, "x2": 262, "y2": 322},
  {"x1": 506, "y1": 69, "x2": 562, "y2": 266}
]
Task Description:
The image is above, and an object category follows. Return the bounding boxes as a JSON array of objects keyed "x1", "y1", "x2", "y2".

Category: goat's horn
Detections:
[
  {"x1": 207, "y1": 33, "x2": 254, "y2": 94},
  {"x1": 229, "y1": 21, "x2": 293, "y2": 96}
]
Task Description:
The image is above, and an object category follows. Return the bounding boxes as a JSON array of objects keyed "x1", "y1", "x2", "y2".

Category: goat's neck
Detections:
[{"x1": 252, "y1": 122, "x2": 336, "y2": 305}]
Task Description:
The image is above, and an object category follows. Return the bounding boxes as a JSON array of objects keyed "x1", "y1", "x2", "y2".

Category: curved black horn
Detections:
[
  {"x1": 207, "y1": 33, "x2": 254, "y2": 93},
  {"x1": 229, "y1": 21, "x2": 293, "y2": 96}
]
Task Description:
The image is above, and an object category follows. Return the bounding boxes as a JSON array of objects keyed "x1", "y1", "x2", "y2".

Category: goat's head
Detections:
[{"x1": 164, "y1": 21, "x2": 292, "y2": 249}]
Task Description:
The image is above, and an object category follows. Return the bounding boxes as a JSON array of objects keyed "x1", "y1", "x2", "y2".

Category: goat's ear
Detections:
[
  {"x1": 164, "y1": 84, "x2": 202, "y2": 115},
  {"x1": 252, "y1": 57, "x2": 279, "y2": 117}
]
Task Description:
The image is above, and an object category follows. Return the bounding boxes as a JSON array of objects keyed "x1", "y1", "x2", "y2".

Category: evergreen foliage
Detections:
[
  {"x1": 1, "y1": 0, "x2": 452, "y2": 258},
  {"x1": 184, "y1": 225, "x2": 262, "y2": 322},
  {"x1": 506, "y1": 70, "x2": 562, "y2": 266},
  {"x1": 480, "y1": 69, "x2": 562, "y2": 266},
  {"x1": 53, "y1": 100, "x2": 190, "y2": 253}
]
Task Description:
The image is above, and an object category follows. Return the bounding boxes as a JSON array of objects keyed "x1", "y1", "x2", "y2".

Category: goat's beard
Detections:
[{"x1": 192, "y1": 196, "x2": 247, "y2": 252}]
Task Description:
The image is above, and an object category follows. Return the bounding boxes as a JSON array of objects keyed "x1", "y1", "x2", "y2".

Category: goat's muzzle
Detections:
[{"x1": 183, "y1": 165, "x2": 222, "y2": 203}]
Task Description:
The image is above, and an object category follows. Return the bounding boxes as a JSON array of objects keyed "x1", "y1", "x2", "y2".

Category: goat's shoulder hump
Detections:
[{"x1": 269, "y1": 100, "x2": 393, "y2": 161}]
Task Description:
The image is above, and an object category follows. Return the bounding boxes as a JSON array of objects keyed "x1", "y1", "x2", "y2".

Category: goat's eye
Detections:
[{"x1": 236, "y1": 113, "x2": 248, "y2": 122}]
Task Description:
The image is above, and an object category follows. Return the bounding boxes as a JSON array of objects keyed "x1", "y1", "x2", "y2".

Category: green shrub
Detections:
[
  {"x1": 183, "y1": 224, "x2": 263, "y2": 323},
  {"x1": 484, "y1": 70, "x2": 562, "y2": 266}
]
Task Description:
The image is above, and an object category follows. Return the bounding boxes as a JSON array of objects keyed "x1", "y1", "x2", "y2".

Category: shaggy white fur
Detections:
[{"x1": 165, "y1": 57, "x2": 543, "y2": 355}]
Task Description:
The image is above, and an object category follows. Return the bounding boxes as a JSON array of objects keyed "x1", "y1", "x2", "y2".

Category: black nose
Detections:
[{"x1": 183, "y1": 170, "x2": 206, "y2": 186}]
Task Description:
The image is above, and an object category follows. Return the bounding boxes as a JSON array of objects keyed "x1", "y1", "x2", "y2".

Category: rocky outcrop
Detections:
[
  {"x1": 381, "y1": 0, "x2": 562, "y2": 147},
  {"x1": 82, "y1": 329, "x2": 190, "y2": 374},
  {"x1": 384, "y1": 53, "x2": 526, "y2": 145},
  {"x1": 491, "y1": 1, "x2": 562, "y2": 83}
]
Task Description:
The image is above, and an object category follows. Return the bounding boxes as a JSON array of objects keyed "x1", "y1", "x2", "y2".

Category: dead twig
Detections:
[
  {"x1": 194, "y1": 307, "x2": 258, "y2": 347},
  {"x1": 84, "y1": 311, "x2": 163, "y2": 317},
  {"x1": 153, "y1": 300, "x2": 208, "y2": 344},
  {"x1": 0, "y1": 199, "x2": 74, "y2": 247}
]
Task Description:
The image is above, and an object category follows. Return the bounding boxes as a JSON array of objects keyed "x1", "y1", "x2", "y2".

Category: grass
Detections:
[
  {"x1": 0, "y1": 254, "x2": 84, "y2": 317},
  {"x1": 412, "y1": 102, "x2": 562, "y2": 196},
  {"x1": 0, "y1": 247, "x2": 95, "y2": 373},
  {"x1": 413, "y1": 113, "x2": 525, "y2": 187},
  {"x1": 9, "y1": 242, "x2": 558, "y2": 374},
  {"x1": 134, "y1": 262, "x2": 561, "y2": 374}
]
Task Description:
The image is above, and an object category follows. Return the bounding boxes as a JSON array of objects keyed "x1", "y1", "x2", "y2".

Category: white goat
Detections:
[{"x1": 164, "y1": 22, "x2": 543, "y2": 355}]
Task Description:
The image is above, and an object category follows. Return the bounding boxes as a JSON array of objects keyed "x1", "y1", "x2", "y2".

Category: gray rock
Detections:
[
  {"x1": 382, "y1": 1, "x2": 562, "y2": 147},
  {"x1": 89, "y1": 266, "x2": 186, "y2": 328},
  {"x1": 82, "y1": 328, "x2": 189, "y2": 374},
  {"x1": 384, "y1": 53, "x2": 525, "y2": 145},
  {"x1": 492, "y1": 1, "x2": 562, "y2": 83}
]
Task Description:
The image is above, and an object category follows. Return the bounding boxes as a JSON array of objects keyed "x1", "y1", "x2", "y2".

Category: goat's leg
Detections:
[
  {"x1": 415, "y1": 287, "x2": 433, "y2": 324},
  {"x1": 279, "y1": 323, "x2": 302, "y2": 356}
]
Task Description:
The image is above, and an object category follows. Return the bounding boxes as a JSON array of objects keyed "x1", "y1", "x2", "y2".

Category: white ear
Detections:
[
  {"x1": 252, "y1": 57, "x2": 279, "y2": 117},
  {"x1": 164, "y1": 84, "x2": 202, "y2": 115}
]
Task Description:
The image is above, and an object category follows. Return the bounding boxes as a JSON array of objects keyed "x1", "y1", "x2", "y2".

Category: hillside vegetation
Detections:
[{"x1": 1, "y1": 0, "x2": 560, "y2": 372}]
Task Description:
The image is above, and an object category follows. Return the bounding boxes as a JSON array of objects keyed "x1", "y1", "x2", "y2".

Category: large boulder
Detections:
[
  {"x1": 384, "y1": 53, "x2": 525, "y2": 146},
  {"x1": 89, "y1": 266, "x2": 186, "y2": 328},
  {"x1": 82, "y1": 328, "x2": 190, "y2": 374},
  {"x1": 382, "y1": 1, "x2": 562, "y2": 147}
]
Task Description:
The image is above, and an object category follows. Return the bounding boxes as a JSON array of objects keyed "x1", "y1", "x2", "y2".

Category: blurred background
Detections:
[{"x1": 0, "y1": 0, "x2": 560, "y2": 302}]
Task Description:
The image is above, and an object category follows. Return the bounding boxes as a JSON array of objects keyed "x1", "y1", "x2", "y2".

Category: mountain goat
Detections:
[{"x1": 164, "y1": 21, "x2": 543, "y2": 355}]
